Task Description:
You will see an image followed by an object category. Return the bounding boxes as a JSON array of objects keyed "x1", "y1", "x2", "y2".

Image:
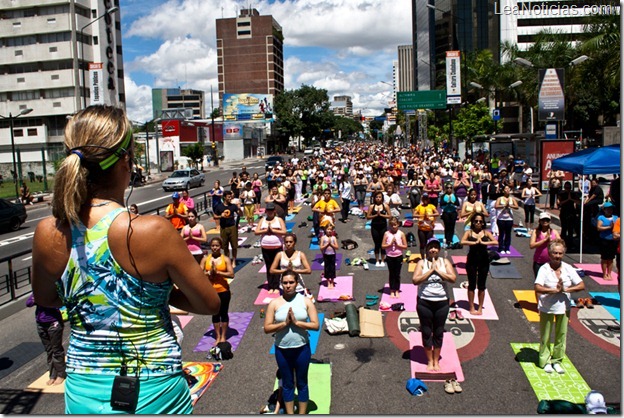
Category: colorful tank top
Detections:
[{"x1": 57, "y1": 208, "x2": 182, "y2": 376}]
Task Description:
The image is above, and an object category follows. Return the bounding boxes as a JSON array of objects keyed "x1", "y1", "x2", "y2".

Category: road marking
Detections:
[
  {"x1": 0, "y1": 232, "x2": 34, "y2": 246},
  {"x1": 22, "y1": 256, "x2": 32, "y2": 261}
]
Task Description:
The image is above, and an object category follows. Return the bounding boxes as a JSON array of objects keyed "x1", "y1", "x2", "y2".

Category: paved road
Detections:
[{"x1": 0, "y1": 166, "x2": 619, "y2": 414}]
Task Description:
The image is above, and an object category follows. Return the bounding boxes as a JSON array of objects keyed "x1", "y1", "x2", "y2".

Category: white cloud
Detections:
[{"x1": 124, "y1": 76, "x2": 153, "y2": 122}]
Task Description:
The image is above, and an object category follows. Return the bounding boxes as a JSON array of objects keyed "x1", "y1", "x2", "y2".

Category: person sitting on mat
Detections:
[
  {"x1": 412, "y1": 237, "x2": 456, "y2": 371},
  {"x1": 460, "y1": 213, "x2": 498, "y2": 315},
  {"x1": 534, "y1": 239, "x2": 585, "y2": 375},
  {"x1": 264, "y1": 270, "x2": 319, "y2": 415}
]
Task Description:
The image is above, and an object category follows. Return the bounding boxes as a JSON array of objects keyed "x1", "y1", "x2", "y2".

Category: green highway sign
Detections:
[{"x1": 397, "y1": 90, "x2": 447, "y2": 110}]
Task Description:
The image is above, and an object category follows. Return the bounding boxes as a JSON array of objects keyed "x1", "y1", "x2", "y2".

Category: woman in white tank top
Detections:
[{"x1": 270, "y1": 233, "x2": 312, "y2": 293}]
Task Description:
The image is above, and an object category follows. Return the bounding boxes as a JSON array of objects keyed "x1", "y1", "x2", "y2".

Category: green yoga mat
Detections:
[
  {"x1": 511, "y1": 343, "x2": 591, "y2": 404},
  {"x1": 273, "y1": 363, "x2": 331, "y2": 414},
  {"x1": 345, "y1": 303, "x2": 360, "y2": 337}
]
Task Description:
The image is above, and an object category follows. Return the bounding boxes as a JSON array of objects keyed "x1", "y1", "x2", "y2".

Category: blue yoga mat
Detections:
[
  {"x1": 270, "y1": 313, "x2": 324, "y2": 355},
  {"x1": 590, "y1": 292, "x2": 620, "y2": 322},
  {"x1": 285, "y1": 214, "x2": 296, "y2": 221},
  {"x1": 286, "y1": 222, "x2": 295, "y2": 232},
  {"x1": 365, "y1": 221, "x2": 371, "y2": 230}
]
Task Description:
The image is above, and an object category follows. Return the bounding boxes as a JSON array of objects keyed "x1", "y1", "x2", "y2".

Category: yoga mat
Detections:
[
  {"x1": 513, "y1": 290, "x2": 540, "y2": 322},
  {"x1": 487, "y1": 245, "x2": 524, "y2": 258},
  {"x1": 451, "y1": 255, "x2": 467, "y2": 275},
  {"x1": 434, "y1": 222, "x2": 444, "y2": 232},
  {"x1": 434, "y1": 233, "x2": 460, "y2": 247},
  {"x1": 309, "y1": 236, "x2": 320, "y2": 250},
  {"x1": 317, "y1": 276, "x2": 353, "y2": 302},
  {"x1": 289, "y1": 207, "x2": 302, "y2": 214},
  {"x1": 346, "y1": 303, "x2": 360, "y2": 337},
  {"x1": 207, "y1": 228, "x2": 220, "y2": 234},
  {"x1": 255, "y1": 208, "x2": 266, "y2": 214},
  {"x1": 273, "y1": 363, "x2": 331, "y2": 415},
  {"x1": 285, "y1": 214, "x2": 296, "y2": 221},
  {"x1": 452, "y1": 288, "x2": 499, "y2": 320},
  {"x1": 270, "y1": 313, "x2": 324, "y2": 355},
  {"x1": 511, "y1": 343, "x2": 591, "y2": 403},
  {"x1": 193, "y1": 312, "x2": 254, "y2": 352},
  {"x1": 365, "y1": 220, "x2": 371, "y2": 230},
  {"x1": 25, "y1": 372, "x2": 65, "y2": 393},
  {"x1": 177, "y1": 315, "x2": 194, "y2": 329},
  {"x1": 286, "y1": 221, "x2": 296, "y2": 232},
  {"x1": 359, "y1": 307, "x2": 385, "y2": 337},
  {"x1": 183, "y1": 362, "x2": 224, "y2": 406},
  {"x1": 409, "y1": 331, "x2": 464, "y2": 382},
  {"x1": 254, "y1": 282, "x2": 281, "y2": 305},
  {"x1": 404, "y1": 212, "x2": 413, "y2": 219},
  {"x1": 233, "y1": 257, "x2": 253, "y2": 273},
  {"x1": 589, "y1": 292, "x2": 621, "y2": 322},
  {"x1": 311, "y1": 253, "x2": 342, "y2": 271},
  {"x1": 574, "y1": 264, "x2": 619, "y2": 285},
  {"x1": 407, "y1": 254, "x2": 422, "y2": 272},
  {"x1": 490, "y1": 262, "x2": 523, "y2": 279},
  {"x1": 379, "y1": 283, "x2": 418, "y2": 312}
]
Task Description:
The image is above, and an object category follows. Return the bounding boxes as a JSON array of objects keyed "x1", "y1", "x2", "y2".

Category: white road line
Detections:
[{"x1": 22, "y1": 256, "x2": 32, "y2": 261}]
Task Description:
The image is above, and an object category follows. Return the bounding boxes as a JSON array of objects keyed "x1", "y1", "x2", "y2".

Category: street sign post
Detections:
[{"x1": 397, "y1": 90, "x2": 447, "y2": 110}]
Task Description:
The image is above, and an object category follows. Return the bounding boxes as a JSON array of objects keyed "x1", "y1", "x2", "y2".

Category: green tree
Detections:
[
  {"x1": 274, "y1": 85, "x2": 334, "y2": 146},
  {"x1": 332, "y1": 115, "x2": 363, "y2": 137},
  {"x1": 182, "y1": 143, "x2": 204, "y2": 167},
  {"x1": 453, "y1": 102, "x2": 495, "y2": 143}
]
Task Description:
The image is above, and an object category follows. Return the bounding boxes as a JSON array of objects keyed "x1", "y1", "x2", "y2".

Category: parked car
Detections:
[
  {"x1": 0, "y1": 198, "x2": 27, "y2": 232},
  {"x1": 162, "y1": 169, "x2": 205, "y2": 191},
  {"x1": 265, "y1": 156, "x2": 284, "y2": 171}
]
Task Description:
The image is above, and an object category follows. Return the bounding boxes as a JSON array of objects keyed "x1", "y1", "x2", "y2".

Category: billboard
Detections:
[
  {"x1": 397, "y1": 90, "x2": 446, "y2": 110},
  {"x1": 538, "y1": 68, "x2": 565, "y2": 121},
  {"x1": 446, "y1": 51, "x2": 461, "y2": 105},
  {"x1": 88, "y1": 63, "x2": 104, "y2": 105},
  {"x1": 540, "y1": 140, "x2": 575, "y2": 190},
  {"x1": 222, "y1": 94, "x2": 273, "y2": 121}
]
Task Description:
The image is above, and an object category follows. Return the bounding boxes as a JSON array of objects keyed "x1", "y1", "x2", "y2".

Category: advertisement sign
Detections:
[
  {"x1": 545, "y1": 122, "x2": 558, "y2": 139},
  {"x1": 161, "y1": 120, "x2": 180, "y2": 137},
  {"x1": 223, "y1": 123, "x2": 243, "y2": 140},
  {"x1": 538, "y1": 68, "x2": 565, "y2": 121},
  {"x1": 222, "y1": 94, "x2": 273, "y2": 121},
  {"x1": 445, "y1": 51, "x2": 461, "y2": 104},
  {"x1": 88, "y1": 63, "x2": 104, "y2": 105},
  {"x1": 540, "y1": 140, "x2": 574, "y2": 190}
]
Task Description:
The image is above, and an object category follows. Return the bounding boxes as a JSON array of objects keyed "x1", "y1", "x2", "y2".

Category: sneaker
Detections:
[
  {"x1": 375, "y1": 261, "x2": 381, "y2": 267},
  {"x1": 380, "y1": 261, "x2": 386, "y2": 267},
  {"x1": 543, "y1": 364, "x2": 554, "y2": 374},
  {"x1": 552, "y1": 363, "x2": 565, "y2": 374}
]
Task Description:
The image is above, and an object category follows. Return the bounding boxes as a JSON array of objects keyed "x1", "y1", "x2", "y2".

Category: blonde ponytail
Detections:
[{"x1": 52, "y1": 153, "x2": 88, "y2": 225}]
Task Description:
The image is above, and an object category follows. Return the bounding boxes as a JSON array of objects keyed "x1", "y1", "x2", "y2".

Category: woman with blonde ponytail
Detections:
[{"x1": 32, "y1": 105, "x2": 220, "y2": 414}]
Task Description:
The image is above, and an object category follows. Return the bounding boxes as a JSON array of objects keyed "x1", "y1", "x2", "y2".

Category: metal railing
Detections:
[{"x1": 0, "y1": 190, "x2": 217, "y2": 306}]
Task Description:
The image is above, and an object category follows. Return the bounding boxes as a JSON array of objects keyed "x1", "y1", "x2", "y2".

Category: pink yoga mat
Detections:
[
  {"x1": 452, "y1": 288, "x2": 499, "y2": 320},
  {"x1": 574, "y1": 263, "x2": 619, "y2": 285},
  {"x1": 317, "y1": 276, "x2": 353, "y2": 302},
  {"x1": 253, "y1": 282, "x2": 280, "y2": 305},
  {"x1": 409, "y1": 331, "x2": 464, "y2": 382},
  {"x1": 379, "y1": 283, "x2": 418, "y2": 312},
  {"x1": 451, "y1": 255, "x2": 467, "y2": 275},
  {"x1": 178, "y1": 315, "x2": 194, "y2": 329},
  {"x1": 258, "y1": 264, "x2": 267, "y2": 273},
  {"x1": 434, "y1": 222, "x2": 444, "y2": 232}
]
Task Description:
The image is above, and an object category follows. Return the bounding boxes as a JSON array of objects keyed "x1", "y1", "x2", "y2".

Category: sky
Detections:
[{"x1": 119, "y1": 0, "x2": 413, "y2": 122}]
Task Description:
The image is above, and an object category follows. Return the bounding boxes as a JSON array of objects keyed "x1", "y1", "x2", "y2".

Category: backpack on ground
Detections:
[
  {"x1": 216, "y1": 341, "x2": 233, "y2": 360},
  {"x1": 341, "y1": 239, "x2": 358, "y2": 250}
]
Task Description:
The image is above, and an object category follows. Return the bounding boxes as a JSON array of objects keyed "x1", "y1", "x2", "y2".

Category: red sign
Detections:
[
  {"x1": 540, "y1": 140, "x2": 575, "y2": 189},
  {"x1": 161, "y1": 120, "x2": 180, "y2": 137}
]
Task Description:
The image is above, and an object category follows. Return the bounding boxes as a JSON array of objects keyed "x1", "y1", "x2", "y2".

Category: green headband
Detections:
[{"x1": 99, "y1": 130, "x2": 132, "y2": 170}]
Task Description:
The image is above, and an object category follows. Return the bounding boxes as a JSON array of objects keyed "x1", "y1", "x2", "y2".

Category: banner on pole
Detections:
[
  {"x1": 88, "y1": 63, "x2": 104, "y2": 105},
  {"x1": 446, "y1": 51, "x2": 461, "y2": 105}
]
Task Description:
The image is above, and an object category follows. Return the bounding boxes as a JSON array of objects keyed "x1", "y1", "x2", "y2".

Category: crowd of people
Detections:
[{"x1": 29, "y1": 104, "x2": 618, "y2": 412}]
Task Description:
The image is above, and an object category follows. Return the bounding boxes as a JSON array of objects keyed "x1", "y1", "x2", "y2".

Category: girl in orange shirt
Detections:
[{"x1": 201, "y1": 237, "x2": 234, "y2": 345}]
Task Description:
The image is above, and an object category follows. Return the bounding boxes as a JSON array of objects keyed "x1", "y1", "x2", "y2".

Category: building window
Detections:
[
  {"x1": 17, "y1": 77, "x2": 25, "y2": 83},
  {"x1": 47, "y1": 18, "x2": 56, "y2": 24},
  {"x1": 51, "y1": 74, "x2": 60, "y2": 80},
  {"x1": 15, "y1": 50, "x2": 23, "y2": 56},
  {"x1": 93, "y1": 36, "x2": 98, "y2": 45},
  {"x1": 13, "y1": 129, "x2": 24, "y2": 137},
  {"x1": 27, "y1": 128, "x2": 37, "y2": 136},
  {"x1": 13, "y1": 22, "x2": 22, "y2": 28},
  {"x1": 49, "y1": 47, "x2": 58, "y2": 52}
]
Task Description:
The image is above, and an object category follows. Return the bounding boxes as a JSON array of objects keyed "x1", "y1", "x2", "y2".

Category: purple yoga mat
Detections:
[
  {"x1": 311, "y1": 253, "x2": 343, "y2": 271},
  {"x1": 487, "y1": 245, "x2": 524, "y2": 258},
  {"x1": 193, "y1": 311, "x2": 254, "y2": 352}
]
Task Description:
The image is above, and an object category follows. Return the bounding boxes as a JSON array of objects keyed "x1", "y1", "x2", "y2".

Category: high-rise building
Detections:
[
  {"x1": 331, "y1": 95, "x2": 353, "y2": 117},
  {"x1": 0, "y1": 0, "x2": 125, "y2": 176},
  {"x1": 152, "y1": 88, "x2": 205, "y2": 120},
  {"x1": 216, "y1": 8, "x2": 284, "y2": 101},
  {"x1": 397, "y1": 45, "x2": 414, "y2": 92}
]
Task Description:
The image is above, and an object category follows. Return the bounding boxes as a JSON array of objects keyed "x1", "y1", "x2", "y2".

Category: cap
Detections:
[
  {"x1": 603, "y1": 201, "x2": 614, "y2": 209},
  {"x1": 421, "y1": 192, "x2": 429, "y2": 198},
  {"x1": 539, "y1": 212, "x2": 552, "y2": 220},
  {"x1": 426, "y1": 237, "x2": 441, "y2": 247},
  {"x1": 585, "y1": 390, "x2": 608, "y2": 414},
  {"x1": 172, "y1": 192, "x2": 180, "y2": 199},
  {"x1": 265, "y1": 203, "x2": 276, "y2": 211}
]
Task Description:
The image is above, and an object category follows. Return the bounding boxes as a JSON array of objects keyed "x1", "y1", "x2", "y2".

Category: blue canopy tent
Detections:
[{"x1": 552, "y1": 145, "x2": 621, "y2": 262}]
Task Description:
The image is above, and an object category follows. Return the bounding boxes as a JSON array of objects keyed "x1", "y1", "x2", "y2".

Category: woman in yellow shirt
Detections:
[
  {"x1": 414, "y1": 193, "x2": 440, "y2": 258},
  {"x1": 201, "y1": 237, "x2": 235, "y2": 345}
]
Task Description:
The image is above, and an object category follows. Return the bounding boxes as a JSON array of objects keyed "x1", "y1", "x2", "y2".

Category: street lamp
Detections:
[
  {"x1": 0, "y1": 108, "x2": 33, "y2": 203},
  {"x1": 79, "y1": 6, "x2": 118, "y2": 110}
]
